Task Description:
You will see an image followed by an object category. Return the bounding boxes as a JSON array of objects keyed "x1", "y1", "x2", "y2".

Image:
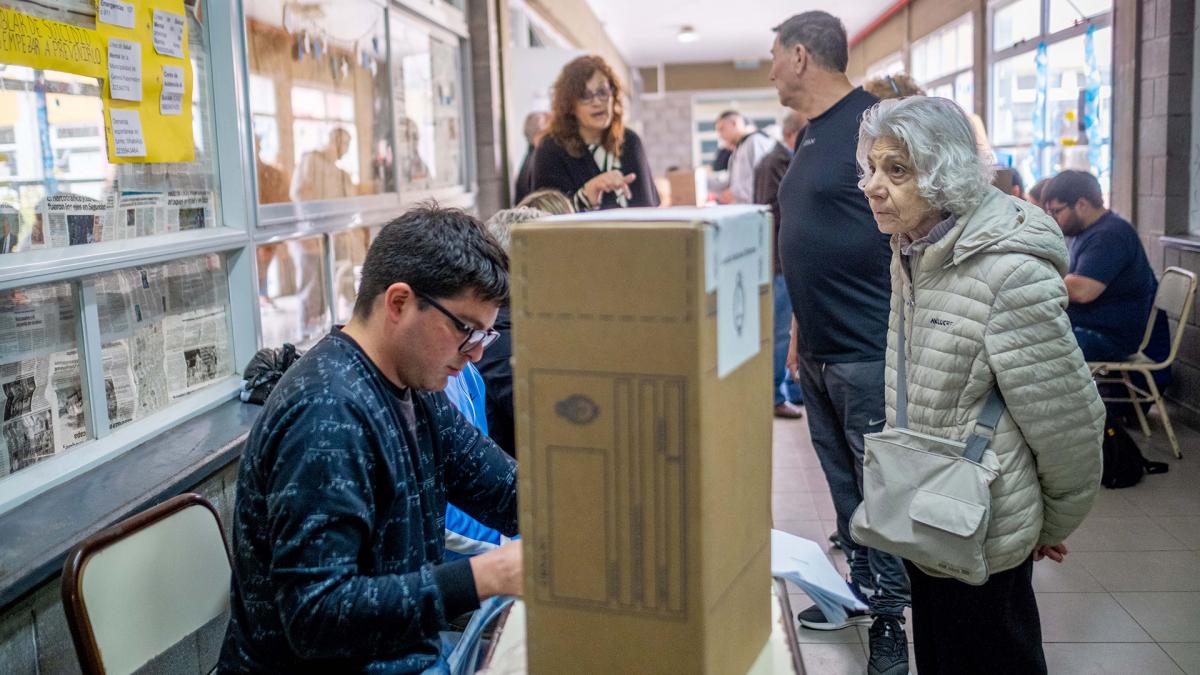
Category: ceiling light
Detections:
[{"x1": 677, "y1": 25, "x2": 699, "y2": 43}]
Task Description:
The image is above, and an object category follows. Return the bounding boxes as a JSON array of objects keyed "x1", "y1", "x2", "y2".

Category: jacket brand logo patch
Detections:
[
  {"x1": 800, "y1": 138, "x2": 816, "y2": 148},
  {"x1": 929, "y1": 317, "x2": 954, "y2": 327},
  {"x1": 555, "y1": 394, "x2": 600, "y2": 425}
]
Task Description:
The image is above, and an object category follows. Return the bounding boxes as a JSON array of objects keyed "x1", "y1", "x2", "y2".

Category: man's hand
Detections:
[
  {"x1": 582, "y1": 170, "x2": 635, "y2": 205},
  {"x1": 1033, "y1": 542, "x2": 1068, "y2": 563},
  {"x1": 787, "y1": 316, "x2": 800, "y2": 383},
  {"x1": 469, "y1": 539, "x2": 523, "y2": 599}
]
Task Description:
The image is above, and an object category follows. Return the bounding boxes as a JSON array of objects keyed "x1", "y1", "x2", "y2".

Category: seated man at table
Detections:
[
  {"x1": 1042, "y1": 170, "x2": 1157, "y2": 362},
  {"x1": 219, "y1": 205, "x2": 522, "y2": 673}
]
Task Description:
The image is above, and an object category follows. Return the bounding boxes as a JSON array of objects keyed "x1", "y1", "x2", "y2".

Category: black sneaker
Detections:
[
  {"x1": 796, "y1": 581, "x2": 873, "y2": 631},
  {"x1": 867, "y1": 616, "x2": 909, "y2": 675}
]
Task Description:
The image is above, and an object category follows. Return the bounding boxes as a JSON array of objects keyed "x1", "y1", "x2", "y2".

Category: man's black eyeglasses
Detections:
[
  {"x1": 414, "y1": 290, "x2": 500, "y2": 354},
  {"x1": 579, "y1": 85, "x2": 613, "y2": 103},
  {"x1": 1047, "y1": 204, "x2": 1072, "y2": 217}
]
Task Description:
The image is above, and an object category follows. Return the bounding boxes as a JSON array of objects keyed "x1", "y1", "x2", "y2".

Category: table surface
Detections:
[{"x1": 479, "y1": 579, "x2": 804, "y2": 674}]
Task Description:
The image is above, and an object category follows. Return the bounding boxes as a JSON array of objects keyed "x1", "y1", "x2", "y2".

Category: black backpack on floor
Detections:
[{"x1": 1102, "y1": 413, "x2": 1169, "y2": 488}]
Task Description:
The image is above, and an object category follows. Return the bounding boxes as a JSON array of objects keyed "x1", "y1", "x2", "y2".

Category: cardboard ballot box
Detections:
[
  {"x1": 510, "y1": 205, "x2": 774, "y2": 674},
  {"x1": 666, "y1": 167, "x2": 708, "y2": 207}
]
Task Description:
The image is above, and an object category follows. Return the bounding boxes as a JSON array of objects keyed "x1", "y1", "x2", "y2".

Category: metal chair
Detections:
[
  {"x1": 1088, "y1": 266, "x2": 1198, "y2": 458},
  {"x1": 61, "y1": 493, "x2": 232, "y2": 675}
]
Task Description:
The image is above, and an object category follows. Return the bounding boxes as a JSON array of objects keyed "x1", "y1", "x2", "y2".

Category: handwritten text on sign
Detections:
[{"x1": 0, "y1": 7, "x2": 105, "y2": 79}]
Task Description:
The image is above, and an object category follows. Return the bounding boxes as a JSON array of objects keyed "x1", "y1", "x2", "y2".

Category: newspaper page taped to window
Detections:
[{"x1": 0, "y1": 284, "x2": 88, "y2": 477}]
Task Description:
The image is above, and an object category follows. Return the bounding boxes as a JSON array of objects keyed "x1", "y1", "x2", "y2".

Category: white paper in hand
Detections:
[{"x1": 771, "y1": 529, "x2": 867, "y2": 626}]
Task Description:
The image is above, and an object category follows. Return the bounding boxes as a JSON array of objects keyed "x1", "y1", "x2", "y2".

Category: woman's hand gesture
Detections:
[{"x1": 582, "y1": 170, "x2": 636, "y2": 205}]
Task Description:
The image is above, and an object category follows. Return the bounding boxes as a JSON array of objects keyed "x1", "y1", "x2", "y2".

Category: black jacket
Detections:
[
  {"x1": 476, "y1": 305, "x2": 515, "y2": 456},
  {"x1": 530, "y1": 128, "x2": 659, "y2": 209},
  {"x1": 513, "y1": 145, "x2": 535, "y2": 205}
]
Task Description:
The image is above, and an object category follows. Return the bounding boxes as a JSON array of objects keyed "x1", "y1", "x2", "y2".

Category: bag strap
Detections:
[
  {"x1": 962, "y1": 389, "x2": 1004, "y2": 464},
  {"x1": 897, "y1": 294, "x2": 909, "y2": 429},
  {"x1": 896, "y1": 289, "x2": 1003, "y2": 464}
]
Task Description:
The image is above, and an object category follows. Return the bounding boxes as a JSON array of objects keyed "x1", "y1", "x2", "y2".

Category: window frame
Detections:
[{"x1": 0, "y1": 0, "x2": 260, "y2": 512}]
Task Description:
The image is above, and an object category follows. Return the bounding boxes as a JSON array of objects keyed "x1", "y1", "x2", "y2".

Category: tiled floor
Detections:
[{"x1": 772, "y1": 410, "x2": 1200, "y2": 675}]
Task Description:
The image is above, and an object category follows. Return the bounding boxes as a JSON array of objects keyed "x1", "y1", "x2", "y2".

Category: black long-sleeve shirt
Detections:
[
  {"x1": 218, "y1": 328, "x2": 518, "y2": 674},
  {"x1": 530, "y1": 128, "x2": 660, "y2": 209}
]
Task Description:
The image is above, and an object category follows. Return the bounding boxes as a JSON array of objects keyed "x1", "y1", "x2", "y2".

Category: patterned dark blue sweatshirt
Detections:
[{"x1": 218, "y1": 328, "x2": 519, "y2": 673}]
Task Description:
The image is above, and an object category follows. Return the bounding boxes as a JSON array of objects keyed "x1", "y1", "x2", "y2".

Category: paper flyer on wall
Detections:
[
  {"x1": 97, "y1": 0, "x2": 196, "y2": 164},
  {"x1": 0, "y1": 5, "x2": 106, "y2": 80}
]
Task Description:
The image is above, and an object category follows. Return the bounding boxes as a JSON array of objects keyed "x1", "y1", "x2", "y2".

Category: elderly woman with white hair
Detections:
[{"x1": 852, "y1": 96, "x2": 1104, "y2": 674}]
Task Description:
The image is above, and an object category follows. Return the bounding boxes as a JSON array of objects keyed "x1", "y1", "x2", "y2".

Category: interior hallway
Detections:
[{"x1": 773, "y1": 412, "x2": 1200, "y2": 674}]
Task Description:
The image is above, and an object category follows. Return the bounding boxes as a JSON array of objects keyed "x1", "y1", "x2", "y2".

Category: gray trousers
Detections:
[{"x1": 794, "y1": 355, "x2": 910, "y2": 618}]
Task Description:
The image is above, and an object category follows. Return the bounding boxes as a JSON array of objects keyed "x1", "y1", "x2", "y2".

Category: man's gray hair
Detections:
[
  {"x1": 773, "y1": 11, "x2": 848, "y2": 73},
  {"x1": 484, "y1": 206, "x2": 550, "y2": 252},
  {"x1": 856, "y1": 97, "x2": 995, "y2": 217},
  {"x1": 781, "y1": 111, "x2": 807, "y2": 138}
]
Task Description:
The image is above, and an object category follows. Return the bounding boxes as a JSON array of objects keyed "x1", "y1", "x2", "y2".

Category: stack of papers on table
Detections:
[{"x1": 770, "y1": 529, "x2": 868, "y2": 626}]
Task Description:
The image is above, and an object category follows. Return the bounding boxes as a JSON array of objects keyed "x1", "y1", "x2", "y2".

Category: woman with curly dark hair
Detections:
[{"x1": 530, "y1": 55, "x2": 659, "y2": 210}]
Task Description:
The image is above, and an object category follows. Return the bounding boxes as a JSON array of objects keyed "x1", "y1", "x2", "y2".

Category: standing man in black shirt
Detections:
[{"x1": 770, "y1": 12, "x2": 910, "y2": 675}]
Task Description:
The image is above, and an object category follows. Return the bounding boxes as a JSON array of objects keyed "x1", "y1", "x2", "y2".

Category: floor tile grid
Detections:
[{"x1": 770, "y1": 413, "x2": 1200, "y2": 675}]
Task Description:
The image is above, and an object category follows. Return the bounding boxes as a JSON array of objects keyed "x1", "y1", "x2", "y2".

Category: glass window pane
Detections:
[
  {"x1": 331, "y1": 227, "x2": 375, "y2": 322},
  {"x1": 955, "y1": 71, "x2": 975, "y2": 115},
  {"x1": 1049, "y1": 0, "x2": 1112, "y2": 33},
  {"x1": 1045, "y1": 27, "x2": 1112, "y2": 186},
  {"x1": 1, "y1": 283, "x2": 88, "y2": 477},
  {"x1": 991, "y1": 50, "x2": 1038, "y2": 147},
  {"x1": 257, "y1": 236, "x2": 330, "y2": 347},
  {"x1": 391, "y1": 16, "x2": 466, "y2": 192},
  {"x1": 994, "y1": 0, "x2": 1041, "y2": 50},
  {"x1": 245, "y1": 0, "x2": 392, "y2": 205},
  {"x1": 0, "y1": 7, "x2": 222, "y2": 255},
  {"x1": 912, "y1": 15, "x2": 972, "y2": 85},
  {"x1": 957, "y1": 21, "x2": 974, "y2": 68},
  {"x1": 94, "y1": 254, "x2": 233, "y2": 429}
]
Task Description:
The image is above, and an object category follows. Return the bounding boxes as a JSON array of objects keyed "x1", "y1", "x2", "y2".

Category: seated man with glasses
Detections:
[
  {"x1": 1042, "y1": 170, "x2": 1158, "y2": 362},
  {"x1": 220, "y1": 205, "x2": 521, "y2": 673}
]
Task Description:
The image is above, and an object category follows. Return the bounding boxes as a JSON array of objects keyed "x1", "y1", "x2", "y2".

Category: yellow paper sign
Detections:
[
  {"x1": 98, "y1": 0, "x2": 194, "y2": 164},
  {"x1": 0, "y1": 6, "x2": 106, "y2": 79}
]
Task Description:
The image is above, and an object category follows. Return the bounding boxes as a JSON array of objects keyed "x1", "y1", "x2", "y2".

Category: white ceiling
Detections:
[{"x1": 583, "y1": 0, "x2": 897, "y2": 67}]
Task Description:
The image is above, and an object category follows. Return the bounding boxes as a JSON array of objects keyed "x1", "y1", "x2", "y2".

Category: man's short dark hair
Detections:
[
  {"x1": 353, "y1": 203, "x2": 509, "y2": 319},
  {"x1": 1042, "y1": 170, "x2": 1104, "y2": 209},
  {"x1": 773, "y1": 11, "x2": 849, "y2": 73}
]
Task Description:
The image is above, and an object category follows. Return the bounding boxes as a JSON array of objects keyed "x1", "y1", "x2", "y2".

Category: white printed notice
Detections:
[
  {"x1": 152, "y1": 9, "x2": 186, "y2": 58},
  {"x1": 160, "y1": 65, "x2": 184, "y2": 116},
  {"x1": 715, "y1": 212, "x2": 763, "y2": 379},
  {"x1": 98, "y1": 0, "x2": 135, "y2": 28},
  {"x1": 108, "y1": 38, "x2": 142, "y2": 102},
  {"x1": 110, "y1": 109, "x2": 146, "y2": 157}
]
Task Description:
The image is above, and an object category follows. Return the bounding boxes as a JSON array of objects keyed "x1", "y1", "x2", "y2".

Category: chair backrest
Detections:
[
  {"x1": 1146, "y1": 267, "x2": 1199, "y2": 364},
  {"x1": 61, "y1": 493, "x2": 232, "y2": 675}
]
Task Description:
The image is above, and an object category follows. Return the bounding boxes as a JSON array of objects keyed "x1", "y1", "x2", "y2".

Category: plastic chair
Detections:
[
  {"x1": 61, "y1": 493, "x2": 232, "y2": 675},
  {"x1": 1089, "y1": 266, "x2": 1198, "y2": 458}
]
